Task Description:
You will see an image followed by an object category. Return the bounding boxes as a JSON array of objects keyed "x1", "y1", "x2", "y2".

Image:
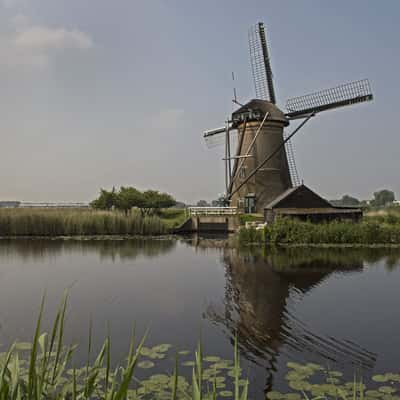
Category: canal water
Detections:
[{"x1": 0, "y1": 237, "x2": 399, "y2": 398}]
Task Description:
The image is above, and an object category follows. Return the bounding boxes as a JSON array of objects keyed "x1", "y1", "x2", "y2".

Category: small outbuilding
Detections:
[{"x1": 264, "y1": 185, "x2": 362, "y2": 223}]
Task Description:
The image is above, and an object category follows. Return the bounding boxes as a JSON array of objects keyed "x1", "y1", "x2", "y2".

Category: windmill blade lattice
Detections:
[
  {"x1": 248, "y1": 22, "x2": 300, "y2": 186},
  {"x1": 248, "y1": 23, "x2": 276, "y2": 103},
  {"x1": 286, "y1": 79, "x2": 373, "y2": 118}
]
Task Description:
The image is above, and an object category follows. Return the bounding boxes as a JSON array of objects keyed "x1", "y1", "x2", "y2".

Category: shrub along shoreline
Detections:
[{"x1": 238, "y1": 217, "x2": 400, "y2": 246}]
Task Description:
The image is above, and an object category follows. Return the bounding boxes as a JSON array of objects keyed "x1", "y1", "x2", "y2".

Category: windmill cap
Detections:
[{"x1": 232, "y1": 99, "x2": 289, "y2": 127}]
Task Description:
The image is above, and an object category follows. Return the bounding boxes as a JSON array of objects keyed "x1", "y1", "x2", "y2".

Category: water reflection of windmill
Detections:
[
  {"x1": 205, "y1": 248, "x2": 377, "y2": 391},
  {"x1": 204, "y1": 22, "x2": 373, "y2": 213}
]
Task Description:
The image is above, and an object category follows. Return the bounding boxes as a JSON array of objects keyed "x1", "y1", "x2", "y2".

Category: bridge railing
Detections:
[{"x1": 188, "y1": 207, "x2": 238, "y2": 216}]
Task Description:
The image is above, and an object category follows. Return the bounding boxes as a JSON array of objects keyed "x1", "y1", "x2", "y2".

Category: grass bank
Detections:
[
  {"x1": 0, "y1": 208, "x2": 169, "y2": 237},
  {"x1": 238, "y1": 217, "x2": 400, "y2": 246}
]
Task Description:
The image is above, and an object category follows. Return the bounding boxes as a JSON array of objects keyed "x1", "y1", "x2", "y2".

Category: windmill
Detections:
[{"x1": 204, "y1": 22, "x2": 373, "y2": 214}]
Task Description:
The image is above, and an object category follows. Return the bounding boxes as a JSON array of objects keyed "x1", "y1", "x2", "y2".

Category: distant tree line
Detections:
[
  {"x1": 331, "y1": 189, "x2": 396, "y2": 208},
  {"x1": 91, "y1": 187, "x2": 176, "y2": 215}
]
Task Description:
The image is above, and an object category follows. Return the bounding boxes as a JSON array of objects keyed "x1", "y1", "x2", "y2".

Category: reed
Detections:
[
  {"x1": 0, "y1": 208, "x2": 167, "y2": 237},
  {"x1": 0, "y1": 294, "x2": 249, "y2": 400}
]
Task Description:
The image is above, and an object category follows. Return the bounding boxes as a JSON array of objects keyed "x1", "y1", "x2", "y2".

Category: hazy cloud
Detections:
[
  {"x1": 14, "y1": 26, "x2": 93, "y2": 51},
  {"x1": 0, "y1": 14, "x2": 93, "y2": 68},
  {"x1": 2, "y1": 0, "x2": 27, "y2": 8}
]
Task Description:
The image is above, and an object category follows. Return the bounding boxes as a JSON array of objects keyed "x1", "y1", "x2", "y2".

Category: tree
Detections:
[
  {"x1": 340, "y1": 195, "x2": 360, "y2": 206},
  {"x1": 141, "y1": 190, "x2": 176, "y2": 215},
  {"x1": 371, "y1": 189, "x2": 395, "y2": 207},
  {"x1": 90, "y1": 187, "x2": 117, "y2": 210},
  {"x1": 115, "y1": 187, "x2": 144, "y2": 215},
  {"x1": 196, "y1": 200, "x2": 209, "y2": 207}
]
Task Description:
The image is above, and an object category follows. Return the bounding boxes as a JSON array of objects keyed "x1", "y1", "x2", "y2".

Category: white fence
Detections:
[{"x1": 188, "y1": 207, "x2": 238, "y2": 216}]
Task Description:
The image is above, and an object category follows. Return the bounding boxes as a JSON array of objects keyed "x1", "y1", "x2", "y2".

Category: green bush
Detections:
[{"x1": 262, "y1": 217, "x2": 400, "y2": 245}]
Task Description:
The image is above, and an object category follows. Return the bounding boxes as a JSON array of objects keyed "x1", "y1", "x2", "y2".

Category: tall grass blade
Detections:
[
  {"x1": 51, "y1": 290, "x2": 68, "y2": 385},
  {"x1": 113, "y1": 329, "x2": 148, "y2": 400},
  {"x1": 171, "y1": 353, "x2": 178, "y2": 400},
  {"x1": 27, "y1": 294, "x2": 45, "y2": 400}
]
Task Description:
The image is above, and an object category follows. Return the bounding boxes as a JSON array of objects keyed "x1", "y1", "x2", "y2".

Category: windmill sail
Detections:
[
  {"x1": 248, "y1": 22, "x2": 300, "y2": 186},
  {"x1": 248, "y1": 22, "x2": 276, "y2": 103},
  {"x1": 286, "y1": 79, "x2": 373, "y2": 118}
]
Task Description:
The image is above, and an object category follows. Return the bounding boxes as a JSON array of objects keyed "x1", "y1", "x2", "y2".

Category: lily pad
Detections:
[
  {"x1": 140, "y1": 347, "x2": 153, "y2": 357},
  {"x1": 138, "y1": 360, "x2": 155, "y2": 369},
  {"x1": 374, "y1": 375, "x2": 390, "y2": 383},
  {"x1": 182, "y1": 361, "x2": 195, "y2": 367},
  {"x1": 366, "y1": 391, "x2": 383, "y2": 397},
  {"x1": 220, "y1": 391, "x2": 233, "y2": 397},
  {"x1": 15, "y1": 342, "x2": 32, "y2": 351},
  {"x1": 152, "y1": 344, "x2": 172, "y2": 353},
  {"x1": 326, "y1": 377, "x2": 341, "y2": 384},
  {"x1": 288, "y1": 380, "x2": 310, "y2": 391},
  {"x1": 285, "y1": 394, "x2": 302, "y2": 400},
  {"x1": 267, "y1": 391, "x2": 284, "y2": 400},
  {"x1": 287, "y1": 362, "x2": 303, "y2": 370},
  {"x1": 204, "y1": 356, "x2": 221, "y2": 363},
  {"x1": 178, "y1": 350, "x2": 190, "y2": 356},
  {"x1": 379, "y1": 387, "x2": 397, "y2": 394}
]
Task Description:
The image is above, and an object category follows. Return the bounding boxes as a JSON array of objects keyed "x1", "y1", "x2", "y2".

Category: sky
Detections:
[{"x1": 0, "y1": 0, "x2": 399, "y2": 203}]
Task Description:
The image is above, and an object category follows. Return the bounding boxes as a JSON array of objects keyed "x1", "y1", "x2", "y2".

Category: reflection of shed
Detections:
[{"x1": 264, "y1": 185, "x2": 362, "y2": 223}]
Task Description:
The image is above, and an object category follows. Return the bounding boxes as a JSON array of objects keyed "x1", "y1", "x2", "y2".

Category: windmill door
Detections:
[{"x1": 244, "y1": 194, "x2": 256, "y2": 214}]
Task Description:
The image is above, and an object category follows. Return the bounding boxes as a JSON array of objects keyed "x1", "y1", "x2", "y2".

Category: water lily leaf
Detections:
[
  {"x1": 326, "y1": 377, "x2": 341, "y2": 384},
  {"x1": 267, "y1": 391, "x2": 284, "y2": 400},
  {"x1": 178, "y1": 350, "x2": 190, "y2": 356},
  {"x1": 140, "y1": 347, "x2": 153, "y2": 357},
  {"x1": 330, "y1": 371, "x2": 344, "y2": 377},
  {"x1": 182, "y1": 361, "x2": 195, "y2": 367},
  {"x1": 138, "y1": 360, "x2": 155, "y2": 369},
  {"x1": 15, "y1": 342, "x2": 32, "y2": 351},
  {"x1": 211, "y1": 362, "x2": 231, "y2": 370},
  {"x1": 149, "y1": 374, "x2": 170, "y2": 384},
  {"x1": 373, "y1": 375, "x2": 389, "y2": 383},
  {"x1": 366, "y1": 391, "x2": 383, "y2": 397},
  {"x1": 220, "y1": 391, "x2": 233, "y2": 397},
  {"x1": 285, "y1": 394, "x2": 302, "y2": 400},
  {"x1": 287, "y1": 362, "x2": 303, "y2": 370},
  {"x1": 204, "y1": 356, "x2": 221, "y2": 363},
  {"x1": 379, "y1": 387, "x2": 397, "y2": 394},
  {"x1": 216, "y1": 383, "x2": 226, "y2": 389},
  {"x1": 288, "y1": 380, "x2": 310, "y2": 391},
  {"x1": 152, "y1": 344, "x2": 172, "y2": 353},
  {"x1": 149, "y1": 352, "x2": 165, "y2": 360},
  {"x1": 227, "y1": 368, "x2": 242, "y2": 377},
  {"x1": 306, "y1": 363, "x2": 323, "y2": 371}
]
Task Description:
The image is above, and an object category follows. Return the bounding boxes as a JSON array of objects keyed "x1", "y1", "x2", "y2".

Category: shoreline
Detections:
[
  {"x1": 1, "y1": 235, "x2": 400, "y2": 249},
  {"x1": 0, "y1": 234, "x2": 177, "y2": 241}
]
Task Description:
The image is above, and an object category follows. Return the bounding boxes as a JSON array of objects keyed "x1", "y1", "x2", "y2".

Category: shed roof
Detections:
[
  {"x1": 274, "y1": 208, "x2": 362, "y2": 215},
  {"x1": 265, "y1": 184, "x2": 333, "y2": 209}
]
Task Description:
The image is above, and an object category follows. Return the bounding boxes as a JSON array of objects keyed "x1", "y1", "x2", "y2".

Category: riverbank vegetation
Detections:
[
  {"x1": 239, "y1": 216, "x2": 400, "y2": 246},
  {"x1": 0, "y1": 208, "x2": 168, "y2": 237}
]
